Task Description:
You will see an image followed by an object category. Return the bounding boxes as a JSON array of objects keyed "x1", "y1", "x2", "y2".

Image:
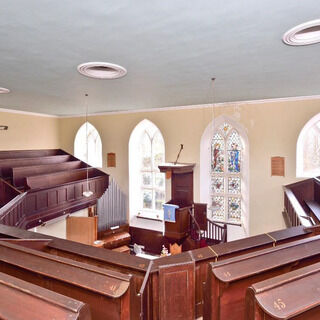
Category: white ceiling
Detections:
[{"x1": 0, "y1": 0, "x2": 319, "y2": 116}]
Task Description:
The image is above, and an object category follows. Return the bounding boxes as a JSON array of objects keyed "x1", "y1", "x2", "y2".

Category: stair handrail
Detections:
[
  {"x1": 206, "y1": 218, "x2": 228, "y2": 243},
  {"x1": 283, "y1": 186, "x2": 313, "y2": 227},
  {"x1": 138, "y1": 260, "x2": 153, "y2": 320},
  {"x1": 188, "y1": 207, "x2": 204, "y2": 241}
]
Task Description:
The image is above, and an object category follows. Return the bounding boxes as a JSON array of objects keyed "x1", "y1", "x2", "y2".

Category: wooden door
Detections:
[
  {"x1": 66, "y1": 216, "x2": 97, "y2": 245},
  {"x1": 159, "y1": 261, "x2": 195, "y2": 320}
]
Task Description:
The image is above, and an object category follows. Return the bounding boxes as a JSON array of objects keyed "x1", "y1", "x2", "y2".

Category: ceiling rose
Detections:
[
  {"x1": 77, "y1": 62, "x2": 127, "y2": 79},
  {"x1": 283, "y1": 19, "x2": 320, "y2": 46}
]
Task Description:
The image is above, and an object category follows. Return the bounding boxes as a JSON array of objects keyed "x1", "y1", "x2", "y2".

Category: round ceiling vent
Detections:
[
  {"x1": 283, "y1": 19, "x2": 320, "y2": 46},
  {"x1": 77, "y1": 62, "x2": 127, "y2": 79},
  {"x1": 0, "y1": 87, "x2": 10, "y2": 94}
]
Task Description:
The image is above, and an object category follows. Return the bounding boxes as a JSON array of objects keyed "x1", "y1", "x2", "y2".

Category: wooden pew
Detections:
[
  {"x1": 26, "y1": 167, "x2": 104, "y2": 189},
  {"x1": 0, "y1": 225, "x2": 149, "y2": 319},
  {"x1": 0, "y1": 149, "x2": 65, "y2": 159},
  {"x1": 189, "y1": 225, "x2": 313, "y2": 317},
  {"x1": 203, "y1": 235, "x2": 320, "y2": 320},
  {"x1": 0, "y1": 271, "x2": 91, "y2": 320},
  {"x1": 246, "y1": 262, "x2": 320, "y2": 320},
  {"x1": 12, "y1": 160, "x2": 83, "y2": 188},
  {"x1": 0, "y1": 155, "x2": 71, "y2": 179},
  {"x1": 0, "y1": 224, "x2": 314, "y2": 320},
  {"x1": 0, "y1": 240, "x2": 132, "y2": 320}
]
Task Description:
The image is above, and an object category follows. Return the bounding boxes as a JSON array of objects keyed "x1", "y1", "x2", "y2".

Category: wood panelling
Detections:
[
  {"x1": 159, "y1": 262, "x2": 195, "y2": 320},
  {"x1": 66, "y1": 216, "x2": 97, "y2": 245},
  {"x1": 0, "y1": 271, "x2": 91, "y2": 320},
  {"x1": 0, "y1": 240, "x2": 131, "y2": 320}
]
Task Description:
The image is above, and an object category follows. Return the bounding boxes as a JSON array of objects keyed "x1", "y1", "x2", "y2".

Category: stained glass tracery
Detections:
[{"x1": 210, "y1": 123, "x2": 243, "y2": 223}]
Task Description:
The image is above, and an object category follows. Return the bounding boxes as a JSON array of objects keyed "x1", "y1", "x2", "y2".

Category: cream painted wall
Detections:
[
  {"x1": 0, "y1": 111, "x2": 59, "y2": 150},
  {"x1": 58, "y1": 98, "x2": 320, "y2": 236}
]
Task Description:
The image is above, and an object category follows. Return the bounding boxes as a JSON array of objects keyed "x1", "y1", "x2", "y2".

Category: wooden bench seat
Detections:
[
  {"x1": 246, "y1": 262, "x2": 320, "y2": 320},
  {"x1": 0, "y1": 155, "x2": 71, "y2": 179},
  {"x1": 0, "y1": 240, "x2": 132, "y2": 320},
  {"x1": 0, "y1": 271, "x2": 91, "y2": 320},
  {"x1": 203, "y1": 235, "x2": 320, "y2": 320},
  {"x1": 102, "y1": 231, "x2": 131, "y2": 249},
  {"x1": 112, "y1": 245, "x2": 131, "y2": 254},
  {"x1": 12, "y1": 160, "x2": 83, "y2": 188},
  {"x1": 26, "y1": 167, "x2": 104, "y2": 189}
]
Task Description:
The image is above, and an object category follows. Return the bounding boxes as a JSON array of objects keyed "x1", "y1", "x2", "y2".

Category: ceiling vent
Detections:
[
  {"x1": 0, "y1": 88, "x2": 10, "y2": 94},
  {"x1": 77, "y1": 62, "x2": 127, "y2": 79},
  {"x1": 283, "y1": 19, "x2": 320, "y2": 46}
]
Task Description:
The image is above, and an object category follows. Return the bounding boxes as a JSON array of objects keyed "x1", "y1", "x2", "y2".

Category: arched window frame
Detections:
[
  {"x1": 200, "y1": 115, "x2": 249, "y2": 236},
  {"x1": 297, "y1": 113, "x2": 320, "y2": 177},
  {"x1": 74, "y1": 122, "x2": 102, "y2": 168},
  {"x1": 129, "y1": 119, "x2": 166, "y2": 231}
]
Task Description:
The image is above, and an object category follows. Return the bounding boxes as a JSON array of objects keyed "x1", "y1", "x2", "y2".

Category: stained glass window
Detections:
[
  {"x1": 140, "y1": 125, "x2": 165, "y2": 214},
  {"x1": 210, "y1": 123, "x2": 243, "y2": 223}
]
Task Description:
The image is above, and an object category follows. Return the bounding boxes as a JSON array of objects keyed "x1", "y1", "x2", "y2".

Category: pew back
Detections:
[
  {"x1": 12, "y1": 160, "x2": 83, "y2": 188},
  {"x1": 0, "y1": 271, "x2": 91, "y2": 320},
  {"x1": 246, "y1": 262, "x2": 320, "y2": 320},
  {"x1": 0, "y1": 240, "x2": 131, "y2": 320},
  {"x1": 204, "y1": 235, "x2": 320, "y2": 320}
]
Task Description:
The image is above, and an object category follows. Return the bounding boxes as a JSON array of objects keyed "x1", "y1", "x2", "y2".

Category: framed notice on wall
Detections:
[
  {"x1": 271, "y1": 156, "x2": 285, "y2": 177},
  {"x1": 107, "y1": 153, "x2": 116, "y2": 167}
]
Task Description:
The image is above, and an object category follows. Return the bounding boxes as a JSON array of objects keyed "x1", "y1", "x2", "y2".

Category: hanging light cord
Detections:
[{"x1": 85, "y1": 93, "x2": 89, "y2": 193}]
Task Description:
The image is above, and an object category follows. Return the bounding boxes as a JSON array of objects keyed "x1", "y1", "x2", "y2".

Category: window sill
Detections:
[
  {"x1": 211, "y1": 219, "x2": 242, "y2": 227},
  {"x1": 136, "y1": 213, "x2": 163, "y2": 222}
]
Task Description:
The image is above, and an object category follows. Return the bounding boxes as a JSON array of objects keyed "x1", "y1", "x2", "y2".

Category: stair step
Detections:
[
  {"x1": 112, "y1": 245, "x2": 130, "y2": 254},
  {"x1": 101, "y1": 231, "x2": 131, "y2": 250}
]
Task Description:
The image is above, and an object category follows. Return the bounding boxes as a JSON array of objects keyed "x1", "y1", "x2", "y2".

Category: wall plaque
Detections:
[
  {"x1": 107, "y1": 153, "x2": 116, "y2": 167},
  {"x1": 271, "y1": 156, "x2": 285, "y2": 176}
]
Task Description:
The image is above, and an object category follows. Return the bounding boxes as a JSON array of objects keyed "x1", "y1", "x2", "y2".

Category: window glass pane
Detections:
[
  {"x1": 155, "y1": 173, "x2": 165, "y2": 188},
  {"x1": 210, "y1": 196, "x2": 225, "y2": 220},
  {"x1": 142, "y1": 172, "x2": 152, "y2": 187},
  {"x1": 219, "y1": 122, "x2": 232, "y2": 137},
  {"x1": 303, "y1": 126, "x2": 320, "y2": 174},
  {"x1": 212, "y1": 133, "x2": 224, "y2": 173},
  {"x1": 142, "y1": 190, "x2": 152, "y2": 209},
  {"x1": 228, "y1": 197, "x2": 241, "y2": 221},
  {"x1": 74, "y1": 122, "x2": 102, "y2": 168},
  {"x1": 155, "y1": 190, "x2": 165, "y2": 210},
  {"x1": 228, "y1": 177, "x2": 241, "y2": 194},
  {"x1": 212, "y1": 176, "x2": 224, "y2": 193},
  {"x1": 227, "y1": 130, "x2": 241, "y2": 173},
  {"x1": 153, "y1": 132, "x2": 165, "y2": 169},
  {"x1": 141, "y1": 133, "x2": 152, "y2": 169}
]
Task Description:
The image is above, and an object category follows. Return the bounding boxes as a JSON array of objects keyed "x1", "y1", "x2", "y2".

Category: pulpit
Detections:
[{"x1": 159, "y1": 163, "x2": 195, "y2": 240}]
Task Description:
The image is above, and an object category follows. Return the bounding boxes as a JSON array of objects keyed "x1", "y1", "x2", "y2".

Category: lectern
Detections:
[{"x1": 158, "y1": 163, "x2": 195, "y2": 240}]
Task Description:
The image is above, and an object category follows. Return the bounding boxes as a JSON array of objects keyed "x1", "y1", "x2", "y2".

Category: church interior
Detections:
[{"x1": 1, "y1": 1, "x2": 320, "y2": 319}]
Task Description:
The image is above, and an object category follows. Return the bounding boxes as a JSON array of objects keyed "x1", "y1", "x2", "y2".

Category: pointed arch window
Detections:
[
  {"x1": 140, "y1": 127, "x2": 165, "y2": 212},
  {"x1": 129, "y1": 119, "x2": 166, "y2": 223},
  {"x1": 211, "y1": 123, "x2": 243, "y2": 223},
  {"x1": 297, "y1": 113, "x2": 320, "y2": 177},
  {"x1": 74, "y1": 122, "x2": 102, "y2": 168}
]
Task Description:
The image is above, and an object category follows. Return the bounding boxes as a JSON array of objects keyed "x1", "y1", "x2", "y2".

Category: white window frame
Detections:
[
  {"x1": 74, "y1": 122, "x2": 102, "y2": 168},
  {"x1": 297, "y1": 113, "x2": 320, "y2": 177},
  {"x1": 129, "y1": 119, "x2": 166, "y2": 232}
]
